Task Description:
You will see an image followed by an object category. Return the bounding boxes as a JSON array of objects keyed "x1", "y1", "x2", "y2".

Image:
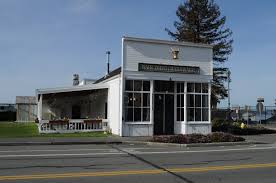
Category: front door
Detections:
[
  {"x1": 154, "y1": 94, "x2": 174, "y2": 135},
  {"x1": 72, "y1": 105, "x2": 81, "y2": 119}
]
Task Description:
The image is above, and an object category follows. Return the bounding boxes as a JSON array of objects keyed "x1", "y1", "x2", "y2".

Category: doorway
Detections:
[
  {"x1": 72, "y1": 105, "x2": 81, "y2": 119},
  {"x1": 153, "y1": 81, "x2": 175, "y2": 135}
]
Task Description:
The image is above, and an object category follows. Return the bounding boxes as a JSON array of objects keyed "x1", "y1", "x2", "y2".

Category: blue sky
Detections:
[{"x1": 0, "y1": 0, "x2": 276, "y2": 107}]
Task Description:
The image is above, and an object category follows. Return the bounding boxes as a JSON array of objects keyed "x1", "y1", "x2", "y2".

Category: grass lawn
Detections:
[{"x1": 0, "y1": 122, "x2": 109, "y2": 138}]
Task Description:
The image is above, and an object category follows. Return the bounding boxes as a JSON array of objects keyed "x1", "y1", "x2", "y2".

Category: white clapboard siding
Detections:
[
  {"x1": 123, "y1": 39, "x2": 213, "y2": 76},
  {"x1": 106, "y1": 77, "x2": 121, "y2": 135}
]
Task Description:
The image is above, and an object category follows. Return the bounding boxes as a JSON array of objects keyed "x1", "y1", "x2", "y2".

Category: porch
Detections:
[{"x1": 37, "y1": 87, "x2": 109, "y2": 133}]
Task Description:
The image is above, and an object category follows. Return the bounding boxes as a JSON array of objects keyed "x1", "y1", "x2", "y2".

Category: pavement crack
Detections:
[
  {"x1": 162, "y1": 157, "x2": 252, "y2": 166},
  {"x1": 0, "y1": 155, "x2": 130, "y2": 161},
  {"x1": 0, "y1": 162, "x2": 137, "y2": 171},
  {"x1": 110, "y1": 145, "x2": 195, "y2": 183}
]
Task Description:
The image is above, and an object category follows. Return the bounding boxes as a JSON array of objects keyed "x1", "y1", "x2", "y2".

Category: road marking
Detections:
[
  {"x1": 0, "y1": 162, "x2": 276, "y2": 180},
  {"x1": 0, "y1": 148, "x2": 117, "y2": 153},
  {"x1": 0, "y1": 145, "x2": 275, "y2": 158}
]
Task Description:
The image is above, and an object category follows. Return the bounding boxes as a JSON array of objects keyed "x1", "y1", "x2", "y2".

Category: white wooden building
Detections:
[{"x1": 36, "y1": 37, "x2": 213, "y2": 136}]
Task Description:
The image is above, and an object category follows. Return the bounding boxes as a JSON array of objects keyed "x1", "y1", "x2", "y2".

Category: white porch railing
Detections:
[{"x1": 38, "y1": 119, "x2": 108, "y2": 133}]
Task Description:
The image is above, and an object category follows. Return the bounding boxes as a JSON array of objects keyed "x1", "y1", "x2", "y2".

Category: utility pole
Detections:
[
  {"x1": 225, "y1": 68, "x2": 231, "y2": 121},
  {"x1": 227, "y1": 69, "x2": 231, "y2": 110},
  {"x1": 106, "y1": 51, "x2": 111, "y2": 75}
]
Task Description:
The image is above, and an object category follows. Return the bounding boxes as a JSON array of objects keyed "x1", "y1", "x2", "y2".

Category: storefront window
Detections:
[
  {"x1": 134, "y1": 80, "x2": 142, "y2": 91},
  {"x1": 154, "y1": 80, "x2": 174, "y2": 93},
  {"x1": 125, "y1": 80, "x2": 133, "y2": 91},
  {"x1": 176, "y1": 82, "x2": 185, "y2": 122},
  {"x1": 187, "y1": 82, "x2": 209, "y2": 122},
  {"x1": 124, "y1": 80, "x2": 150, "y2": 122}
]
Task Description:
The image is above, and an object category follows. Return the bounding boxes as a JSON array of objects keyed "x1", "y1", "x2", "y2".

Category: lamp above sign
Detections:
[
  {"x1": 171, "y1": 47, "x2": 180, "y2": 59},
  {"x1": 138, "y1": 63, "x2": 200, "y2": 75}
]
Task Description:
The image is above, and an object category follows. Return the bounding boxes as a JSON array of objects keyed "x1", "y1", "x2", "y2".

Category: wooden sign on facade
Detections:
[{"x1": 138, "y1": 63, "x2": 200, "y2": 75}]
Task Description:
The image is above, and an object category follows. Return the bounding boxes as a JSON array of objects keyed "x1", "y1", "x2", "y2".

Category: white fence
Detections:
[{"x1": 38, "y1": 119, "x2": 108, "y2": 133}]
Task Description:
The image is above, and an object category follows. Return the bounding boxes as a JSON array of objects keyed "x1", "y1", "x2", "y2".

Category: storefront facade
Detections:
[
  {"x1": 120, "y1": 37, "x2": 212, "y2": 136},
  {"x1": 36, "y1": 37, "x2": 212, "y2": 136}
]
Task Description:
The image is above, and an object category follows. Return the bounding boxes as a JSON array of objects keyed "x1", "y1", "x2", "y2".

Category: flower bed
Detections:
[{"x1": 151, "y1": 132, "x2": 245, "y2": 144}]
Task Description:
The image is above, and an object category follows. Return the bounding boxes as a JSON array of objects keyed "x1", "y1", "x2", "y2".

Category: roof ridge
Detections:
[{"x1": 94, "y1": 67, "x2": 121, "y2": 84}]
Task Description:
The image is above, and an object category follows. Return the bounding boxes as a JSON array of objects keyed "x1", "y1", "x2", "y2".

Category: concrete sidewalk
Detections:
[
  {"x1": 0, "y1": 136, "x2": 155, "y2": 146},
  {"x1": 0, "y1": 136, "x2": 123, "y2": 146}
]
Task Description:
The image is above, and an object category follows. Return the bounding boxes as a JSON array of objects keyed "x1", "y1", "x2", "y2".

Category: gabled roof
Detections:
[
  {"x1": 123, "y1": 36, "x2": 213, "y2": 49},
  {"x1": 94, "y1": 67, "x2": 121, "y2": 84},
  {"x1": 36, "y1": 68, "x2": 121, "y2": 95},
  {"x1": 36, "y1": 83, "x2": 108, "y2": 95}
]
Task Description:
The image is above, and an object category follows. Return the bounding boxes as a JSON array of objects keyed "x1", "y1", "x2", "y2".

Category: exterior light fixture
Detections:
[{"x1": 171, "y1": 48, "x2": 180, "y2": 59}]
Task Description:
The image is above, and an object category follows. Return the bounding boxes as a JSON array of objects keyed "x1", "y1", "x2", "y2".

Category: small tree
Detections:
[{"x1": 166, "y1": 0, "x2": 233, "y2": 108}]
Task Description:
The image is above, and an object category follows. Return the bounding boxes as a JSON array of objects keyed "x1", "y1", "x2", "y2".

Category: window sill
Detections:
[
  {"x1": 175, "y1": 121, "x2": 211, "y2": 124},
  {"x1": 187, "y1": 121, "x2": 211, "y2": 125},
  {"x1": 124, "y1": 122, "x2": 152, "y2": 125}
]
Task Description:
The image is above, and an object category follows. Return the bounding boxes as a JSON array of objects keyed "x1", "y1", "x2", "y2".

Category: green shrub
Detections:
[
  {"x1": 212, "y1": 118, "x2": 233, "y2": 132},
  {"x1": 233, "y1": 121, "x2": 242, "y2": 127},
  {"x1": 230, "y1": 126, "x2": 276, "y2": 135},
  {"x1": 212, "y1": 118, "x2": 225, "y2": 129},
  {"x1": 212, "y1": 118, "x2": 276, "y2": 135}
]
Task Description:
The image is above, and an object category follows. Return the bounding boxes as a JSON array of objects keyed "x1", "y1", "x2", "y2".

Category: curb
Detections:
[
  {"x1": 0, "y1": 139, "x2": 268, "y2": 147},
  {"x1": 123, "y1": 140, "x2": 267, "y2": 147},
  {"x1": 0, "y1": 141, "x2": 122, "y2": 146}
]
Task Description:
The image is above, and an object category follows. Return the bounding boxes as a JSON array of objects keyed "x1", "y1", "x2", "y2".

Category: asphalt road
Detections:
[{"x1": 0, "y1": 143, "x2": 276, "y2": 183}]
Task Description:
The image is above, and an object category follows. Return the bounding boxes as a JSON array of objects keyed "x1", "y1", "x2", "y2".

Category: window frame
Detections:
[
  {"x1": 187, "y1": 82, "x2": 209, "y2": 122},
  {"x1": 124, "y1": 80, "x2": 151, "y2": 123},
  {"x1": 176, "y1": 82, "x2": 185, "y2": 122}
]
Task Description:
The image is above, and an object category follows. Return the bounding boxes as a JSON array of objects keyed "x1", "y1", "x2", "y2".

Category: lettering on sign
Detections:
[{"x1": 138, "y1": 63, "x2": 200, "y2": 74}]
